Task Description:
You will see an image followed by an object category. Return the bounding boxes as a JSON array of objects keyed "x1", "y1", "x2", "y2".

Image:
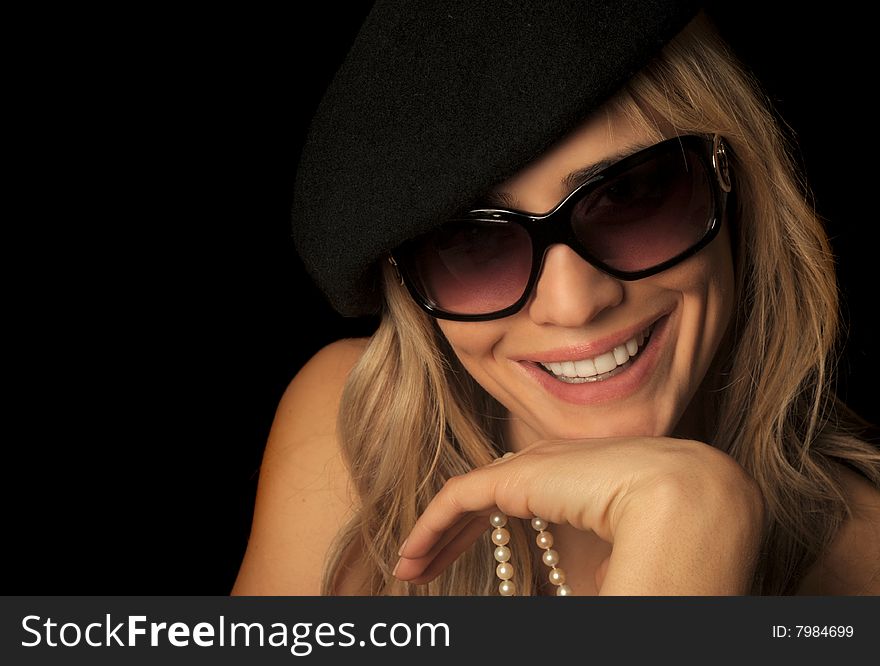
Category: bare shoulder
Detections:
[
  {"x1": 231, "y1": 337, "x2": 371, "y2": 595},
  {"x1": 796, "y1": 462, "x2": 880, "y2": 595}
]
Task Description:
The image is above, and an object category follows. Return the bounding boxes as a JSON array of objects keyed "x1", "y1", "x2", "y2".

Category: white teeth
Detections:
[
  {"x1": 574, "y1": 358, "x2": 597, "y2": 377},
  {"x1": 593, "y1": 351, "x2": 618, "y2": 374},
  {"x1": 538, "y1": 324, "x2": 654, "y2": 382}
]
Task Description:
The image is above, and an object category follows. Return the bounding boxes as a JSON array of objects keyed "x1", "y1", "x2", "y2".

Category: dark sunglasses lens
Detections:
[
  {"x1": 570, "y1": 143, "x2": 713, "y2": 271},
  {"x1": 403, "y1": 220, "x2": 532, "y2": 315}
]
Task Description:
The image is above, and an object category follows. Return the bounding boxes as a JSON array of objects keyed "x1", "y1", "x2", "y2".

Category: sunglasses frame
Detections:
[{"x1": 391, "y1": 133, "x2": 733, "y2": 322}]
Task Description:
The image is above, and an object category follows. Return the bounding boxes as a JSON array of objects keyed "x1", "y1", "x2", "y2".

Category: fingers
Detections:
[
  {"x1": 394, "y1": 454, "x2": 526, "y2": 583},
  {"x1": 398, "y1": 459, "x2": 527, "y2": 562},
  {"x1": 389, "y1": 437, "x2": 748, "y2": 591},
  {"x1": 392, "y1": 512, "x2": 474, "y2": 580},
  {"x1": 394, "y1": 515, "x2": 487, "y2": 583}
]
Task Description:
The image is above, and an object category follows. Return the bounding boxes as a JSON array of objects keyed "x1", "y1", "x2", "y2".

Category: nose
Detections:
[{"x1": 526, "y1": 244, "x2": 624, "y2": 327}]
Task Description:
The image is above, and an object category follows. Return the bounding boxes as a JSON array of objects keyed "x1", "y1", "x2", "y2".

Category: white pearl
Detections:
[
  {"x1": 548, "y1": 567, "x2": 567, "y2": 586},
  {"x1": 491, "y1": 527, "x2": 510, "y2": 546},
  {"x1": 531, "y1": 517, "x2": 547, "y2": 532},
  {"x1": 499, "y1": 580, "x2": 516, "y2": 596},
  {"x1": 496, "y1": 562, "x2": 514, "y2": 580},
  {"x1": 489, "y1": 511, "x2": 508, "y2": 528},
  {"x1": 502, "y1": 451, "x2": 515, "y2": 459},
  {"x1": 535, "y1": 530, "x2": 554, "y2": 549},
  {"x1": 556, "y1": 584, "x2": 573, "y2": 596},
  {"x1": 494, "y1": 546, "x2": 511, "y2": 562},
  {"x1": 542, "y1": 549, "x2": 559, "y2": 567}
]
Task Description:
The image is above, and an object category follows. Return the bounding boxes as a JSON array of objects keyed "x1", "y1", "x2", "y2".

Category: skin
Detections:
[
  {"x1": 231, "y1": 107, "x2": 880, "y2": 597},
  {"x1": 437, "y1": 110, "x2": 735, "y2": 446},
  {"x1": 393, "y1": 107, "x2": 765, "y2": 594}
]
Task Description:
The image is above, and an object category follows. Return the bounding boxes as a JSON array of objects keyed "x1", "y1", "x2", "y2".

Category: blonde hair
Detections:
[{"x1": 321, "y1": 11, "x2": 880, "y2": 595}]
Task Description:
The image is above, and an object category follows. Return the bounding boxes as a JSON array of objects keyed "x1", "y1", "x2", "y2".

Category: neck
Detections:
[{"x1": 671, "y1": 385, "x2": 710, "y2": 442}]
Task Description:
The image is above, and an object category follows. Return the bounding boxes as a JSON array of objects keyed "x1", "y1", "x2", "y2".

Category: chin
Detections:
[
  {"x1": 528, "y1": 410, "x2": 671, "y2": 442},
  {"x1": 585, "y1": 422, "x2": 664, "y2": 439}
]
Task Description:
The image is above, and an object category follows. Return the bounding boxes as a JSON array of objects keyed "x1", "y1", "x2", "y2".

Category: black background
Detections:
[{"x1": 11, "y1": 4, "x2": 878, "y2": 594}]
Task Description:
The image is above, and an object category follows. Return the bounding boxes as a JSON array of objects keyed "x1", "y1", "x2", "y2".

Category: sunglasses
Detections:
[{"x1": 390, "y1": 134, "x2": 733, "y2": 321}]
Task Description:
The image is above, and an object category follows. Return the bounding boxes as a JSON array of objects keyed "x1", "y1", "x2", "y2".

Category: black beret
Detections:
[{"x1": 292, "y1": 0, "x2": 702, "y2": 317}]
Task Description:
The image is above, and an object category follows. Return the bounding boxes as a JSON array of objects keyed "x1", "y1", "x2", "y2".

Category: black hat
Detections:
[{"x1": 292, "y1": 0, "x2": 701, "y2": 317}]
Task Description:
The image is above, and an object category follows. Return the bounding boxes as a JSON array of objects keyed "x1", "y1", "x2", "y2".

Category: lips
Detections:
[
  {"x1": 537, "y1": 323, "x2": 654, "y2": 383},
  {"x1": 514, "y1": 312, "x2": 672, "y2": 406},
  {"x1": 519, "y1": 311, "x2": 669, "y2": 364}
]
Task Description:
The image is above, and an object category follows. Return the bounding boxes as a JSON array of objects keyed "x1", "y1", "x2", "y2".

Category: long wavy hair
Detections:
[{"x1": 320, "y1": 11, "x2": 880, "y2": 595}]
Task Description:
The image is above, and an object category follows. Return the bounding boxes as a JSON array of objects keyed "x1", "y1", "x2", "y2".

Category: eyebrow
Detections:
[{"x1": 479, "y1": 139, "x2": 657, "y2": 210}]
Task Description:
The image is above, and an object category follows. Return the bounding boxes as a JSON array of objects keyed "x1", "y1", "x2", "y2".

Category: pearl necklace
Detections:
[
  {"x1": 488, "y1": 453, "x2": 573, "y2": 596},
  {"x1": 489, "y1": 511, "x2": 573, "y2": 596}
]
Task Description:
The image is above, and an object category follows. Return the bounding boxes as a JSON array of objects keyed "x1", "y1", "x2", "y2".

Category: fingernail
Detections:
[
  {"x1": 392, "y1": 557, "x2": 402, "y2": 577},
  {"x1": 397, "y1": 538, "x2": 408, "y2": 557}
]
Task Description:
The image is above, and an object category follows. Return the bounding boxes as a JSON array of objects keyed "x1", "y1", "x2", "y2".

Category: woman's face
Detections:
[{"x1": 436, "y1": 108, "x2": 735, "y2": 448}]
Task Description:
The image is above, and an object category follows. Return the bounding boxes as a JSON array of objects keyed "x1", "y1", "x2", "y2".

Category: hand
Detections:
[{"x1": 393, "y1": 437, "x2": 766, "y2": 594}]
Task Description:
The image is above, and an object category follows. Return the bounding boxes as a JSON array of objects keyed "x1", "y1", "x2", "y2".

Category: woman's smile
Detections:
[
  {"x1": 513, "y1": 310, "x2": 672, "y2": 406},
  {"x1": 436, "y1": 106, "x2": 734, "y2": 446},
  {"x1": 532, "y1": 324, "x2": 653, "y2": 382},
  {"x1": 235, "y1": 4, "x2": 880, "y2": 602}
]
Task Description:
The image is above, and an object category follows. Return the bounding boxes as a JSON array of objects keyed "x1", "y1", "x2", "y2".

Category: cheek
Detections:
[
  {"x1": 659, "y1": 223, "x2": 734, "y2": 313},
  {"x1": 704, "y1": 226, "x2": 736, "y2": 329},
  {"x1": 436, "y1": 320, "x2": 506, "y2": 367},
  {"x1": 663, "y1": 228, "x2": 735, "y2": 368},
  {"x1": 643, "y1": 222, "x2": 734, "y2": 370}
]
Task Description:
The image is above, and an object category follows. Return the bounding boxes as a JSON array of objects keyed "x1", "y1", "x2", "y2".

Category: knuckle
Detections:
[
  {"x1": 671, "y1": 444, "x2": 763, "y2": 513},
  {"x1": 440, "y1": 474, "x2": 465, "y2": 507},
  {"x1": 441, "y1": 474, "x2": 462, "y2": 494}
]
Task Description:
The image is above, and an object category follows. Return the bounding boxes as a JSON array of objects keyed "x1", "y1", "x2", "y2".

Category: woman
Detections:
[{"x1": 232, "y1": 2, "x2": 880, "y2": 595}]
